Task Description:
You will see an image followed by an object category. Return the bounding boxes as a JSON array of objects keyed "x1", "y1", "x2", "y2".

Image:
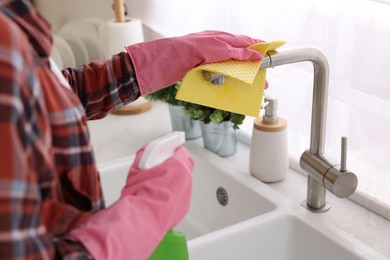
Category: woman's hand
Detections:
[
  {"x1": 126, "y1": 30, "x2": 263, "y2": 95},
  {"x1": 70, "y1": 145, "x2": 193, "y2": 260}
]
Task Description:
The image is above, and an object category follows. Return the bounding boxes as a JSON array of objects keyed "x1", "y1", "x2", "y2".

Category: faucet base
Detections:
[{"x1": 301, "y1": 200, "x2": 331, "y2": 213}]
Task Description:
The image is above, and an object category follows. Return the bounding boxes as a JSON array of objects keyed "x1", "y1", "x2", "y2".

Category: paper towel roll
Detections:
[{"x1": 100, "y1": 18, "x2": 144, "y2": 58}]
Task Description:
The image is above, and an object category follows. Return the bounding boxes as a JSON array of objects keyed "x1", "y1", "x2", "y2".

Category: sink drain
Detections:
[{"x1": 216, "y1": 187, "x2": 228, "y2": 206}]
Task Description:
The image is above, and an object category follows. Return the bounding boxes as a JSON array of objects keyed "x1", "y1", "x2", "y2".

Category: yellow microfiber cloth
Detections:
[{"x1": 175, "y1": 40, "x2": 286, "y2": 117}]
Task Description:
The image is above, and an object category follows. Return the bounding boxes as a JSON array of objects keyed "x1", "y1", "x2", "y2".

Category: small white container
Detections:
[{"x1": 249, "y1": 96, "x2": 288, "y2": 182}]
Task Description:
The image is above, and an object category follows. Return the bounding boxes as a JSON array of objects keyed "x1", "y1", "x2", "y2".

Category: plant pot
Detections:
[
  {"x1": 168, "y1": 104, "x2": 202, "y2": 140},
  {"x1": 201, "y1": 121, "x2": 237, "y2": 157}
]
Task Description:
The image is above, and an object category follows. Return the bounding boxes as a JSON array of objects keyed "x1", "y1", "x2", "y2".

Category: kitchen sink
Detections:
[
  {"x1": 188, "y1": 212, "x2": 387, "y2": 260},
  {"x1": 98, "y1": 141, "x2": 387, "y2": 260},
  {"x1": 98, "y1": 142, "x2": 283, "y2": 240},
  {"x1": 174, "y1": 142, "x2": 281, "y2": 239}
]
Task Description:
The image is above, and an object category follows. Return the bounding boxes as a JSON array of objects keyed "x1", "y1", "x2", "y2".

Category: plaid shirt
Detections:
[{"x1": 0, "y1": 0, "x2": 140, "y2": 259}]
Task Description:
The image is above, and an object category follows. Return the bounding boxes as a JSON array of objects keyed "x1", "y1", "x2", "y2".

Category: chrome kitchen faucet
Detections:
[{"x1": 204, "y1": 47, "x2": 358, "y2": 212}]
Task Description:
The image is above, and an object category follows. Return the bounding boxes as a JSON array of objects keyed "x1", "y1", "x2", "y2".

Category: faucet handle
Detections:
[
  {"x1": 322, "y1": 135, "x2": 358, "y2": 198},
  {"x1": 340, "y1": 136, "x2": 347, "y2": 172}
]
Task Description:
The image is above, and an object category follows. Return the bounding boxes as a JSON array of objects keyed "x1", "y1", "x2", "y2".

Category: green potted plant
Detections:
[
  {"x1": 183, "y1": 103, "x2": 245, "y2": 129},
  {"x1": 145, "y1": 83, "x2": 202, "y2": 140},
  {"x1": 183, "y1": 103, "x2": 245, "y2": 157},
  {"x1": 146, "y1": 82, "x2": 246, "y2": 157}
]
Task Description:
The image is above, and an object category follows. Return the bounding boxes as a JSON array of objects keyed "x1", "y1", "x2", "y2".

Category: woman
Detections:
[{"x1": 0, "y1": 0, "x2": 262, "y2": 259}]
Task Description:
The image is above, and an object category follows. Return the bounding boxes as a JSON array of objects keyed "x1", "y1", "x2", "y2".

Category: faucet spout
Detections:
[{"x1": 260, "y1": 47, "x2": 328, "y2": 154}]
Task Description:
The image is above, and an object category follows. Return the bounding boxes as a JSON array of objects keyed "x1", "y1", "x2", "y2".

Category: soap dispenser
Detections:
[{"x1": 249, "y1": 96, "x2": 288, "y2": 182}]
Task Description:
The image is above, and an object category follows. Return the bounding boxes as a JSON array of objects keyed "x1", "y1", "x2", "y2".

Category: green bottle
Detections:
[{"x1": 149, "y1": 230, "x2": 189, "y2": 260}]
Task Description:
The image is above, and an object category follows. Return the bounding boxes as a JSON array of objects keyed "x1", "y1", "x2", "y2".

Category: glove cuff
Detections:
[{"x1": 126, "y1": 44, "x2": 151, "y2": 96}]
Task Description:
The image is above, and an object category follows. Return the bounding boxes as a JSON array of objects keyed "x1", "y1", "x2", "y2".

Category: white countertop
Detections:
[
  {"x1": 89, "y1": 101, "x2": 173, "y2": 163},
  {"x1": 88, "y1": 101, "x2": 390, "y2": 258}
]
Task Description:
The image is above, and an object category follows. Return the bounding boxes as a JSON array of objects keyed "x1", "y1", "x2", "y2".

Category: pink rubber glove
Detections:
[
  {"x1": 126, "y1": 30, "x2": 263, "y2": 95},
  {"x1": 70, "y1": 146, "x2": 193, "y2": 260}
]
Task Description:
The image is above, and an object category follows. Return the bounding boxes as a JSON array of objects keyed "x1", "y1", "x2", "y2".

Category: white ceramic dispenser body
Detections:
[{"x1": 249, "y1": 97, "x2": 288, "y2": 182}]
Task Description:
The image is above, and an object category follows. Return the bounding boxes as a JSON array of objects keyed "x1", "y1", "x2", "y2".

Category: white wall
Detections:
[
  {"x1": 35, "y1": 0, "x2": 110, "y2": 32},
  {"x1": 35, "y1": 0, "x2": 162, "y2": 40}
]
